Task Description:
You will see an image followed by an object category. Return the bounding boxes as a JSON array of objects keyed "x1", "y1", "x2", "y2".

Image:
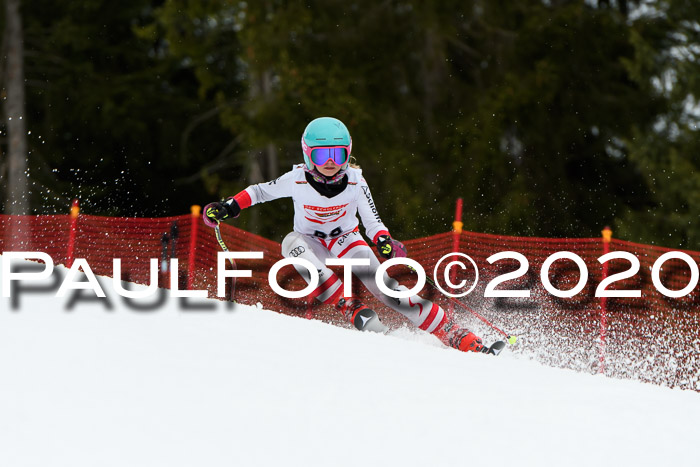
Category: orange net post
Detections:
[
  {"x1": 187, "y1": 205, "x2": 201, "y2": 290},
  {"x1": 599, "y1": 226, "x2": 613, "y2": 373},
  {"x1": 447, "y1": 198, "x2": 464, "y2": 319},
  {"x1": 66, "y1": 199, "x2": 80, "y2": 268}
]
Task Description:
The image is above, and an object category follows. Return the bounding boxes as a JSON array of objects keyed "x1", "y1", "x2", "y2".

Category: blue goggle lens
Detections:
[{"x1": 310, "y1": 147, "x2": 348, "y2": 166}]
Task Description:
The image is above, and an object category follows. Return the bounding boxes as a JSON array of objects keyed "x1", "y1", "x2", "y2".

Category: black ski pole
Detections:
[
  {"x1": 409, "y1": 266, "x2": 517, "y2": 344},
  {"x1": 170, "y1": 222, "x2": 179, "y2": 259}
]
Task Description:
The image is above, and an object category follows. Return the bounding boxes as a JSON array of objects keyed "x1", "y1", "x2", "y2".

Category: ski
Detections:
[{"x1": 482, "y1": 341, "x2": 506, "y2": 356}]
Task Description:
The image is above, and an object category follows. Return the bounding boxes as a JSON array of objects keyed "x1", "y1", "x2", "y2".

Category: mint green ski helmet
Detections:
[{"x1": 301, "y1": 117, "x2": 352, "y2": 170}]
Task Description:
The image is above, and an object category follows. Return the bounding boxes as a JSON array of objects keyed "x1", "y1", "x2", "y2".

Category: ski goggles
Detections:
[{"x1": 307, "y1": 146, "x2": 350, "y2": 166}]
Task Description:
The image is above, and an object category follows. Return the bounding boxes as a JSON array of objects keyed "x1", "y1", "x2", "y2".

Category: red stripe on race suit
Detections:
[
  {"x1": 303, "y1": 211, "x2": 347, "y2": 226},
  {"x1": 418, "y1": 303, "x2": 440, "y2": 331},
  {"x1": 319, "y1": 226, "x2": 361, "y2": 252},
  {"x1": 234, "y1": 190, "x2": 253, "y2": 209},
  {"x1": 323, "y1": 287, "x2": 344, "y2": 305},
  {"x1": 309, "y1": 274, "x2": 340, "y2": 300},
  {"x1": 327, "y1": 237, "x2": 340, "y2": 250},
  {"x1": 372, "y1": 230, "x2": 390, "y2": 244},
  {"x1": 337, "y1": 240, "x2": 369, "y2": 258},
  {"x1": 304, "y1": 216, "x2": 326, "y2": 224}
]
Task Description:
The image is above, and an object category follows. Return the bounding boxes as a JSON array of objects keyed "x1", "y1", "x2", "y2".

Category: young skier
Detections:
[{"x1": 203, "y1": 117, "x2": 500, "y2": 354}]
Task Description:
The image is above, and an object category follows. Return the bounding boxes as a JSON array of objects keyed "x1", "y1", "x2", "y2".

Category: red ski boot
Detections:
[{"x1": 431, "y1": 316, "x2": 485, "y2": 353}]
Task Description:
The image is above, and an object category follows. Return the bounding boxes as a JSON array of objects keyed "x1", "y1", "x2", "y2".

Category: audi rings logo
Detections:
[{"x1": 289, "y1": 246, "x2": 306, "y2": 257}]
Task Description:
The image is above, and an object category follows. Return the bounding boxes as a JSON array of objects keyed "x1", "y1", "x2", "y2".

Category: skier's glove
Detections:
[
  {"x1": 203, "y1": 197, "x2": 240, "y2": 228},
  {"x1": 376, "y1": 235, "x2": 407, "y2": 259}
]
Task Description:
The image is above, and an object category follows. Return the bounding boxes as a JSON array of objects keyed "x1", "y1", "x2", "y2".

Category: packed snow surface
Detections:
[{"x1": 1, "y1": 258, "x2": 699, "y2": 467}]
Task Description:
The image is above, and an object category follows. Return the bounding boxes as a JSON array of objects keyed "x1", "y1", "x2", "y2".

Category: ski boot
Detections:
[
  {"x1": 335, "y1": 297, "x2": 388, "y2": 333},
  {"x1": 432, "y1": 318, "x2": 485, "y2": 353},
  {"x1": 432, "y1": 317, "x2": 506, "y2": 355}
]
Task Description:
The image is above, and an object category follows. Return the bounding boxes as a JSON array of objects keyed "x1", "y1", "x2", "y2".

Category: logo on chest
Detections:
[{"x1": 303, "y1": 204, "x2": 349, "y2": 224}]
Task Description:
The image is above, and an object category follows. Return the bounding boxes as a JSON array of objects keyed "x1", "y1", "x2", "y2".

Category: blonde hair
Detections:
[{"x1": 348, "y1": 155, "x2": 361, "y2": 169}]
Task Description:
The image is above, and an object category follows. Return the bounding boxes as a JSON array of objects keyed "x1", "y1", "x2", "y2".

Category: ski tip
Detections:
[
  {"x1": 481, "y1": 340, "x2": 506, "y2": 356},
  {"x1": 507, "y1": 335, "x2": 518, "y2": 345}
]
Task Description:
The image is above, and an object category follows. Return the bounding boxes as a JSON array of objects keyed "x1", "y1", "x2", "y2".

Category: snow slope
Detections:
[{"x1": 1, "y1": 258, "x2": 699, "y2": 467}]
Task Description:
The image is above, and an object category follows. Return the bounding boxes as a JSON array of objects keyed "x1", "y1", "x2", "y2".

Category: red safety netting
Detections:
[{"x1": 1, "y1": 213, "x2": 698, "y2": 390}]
